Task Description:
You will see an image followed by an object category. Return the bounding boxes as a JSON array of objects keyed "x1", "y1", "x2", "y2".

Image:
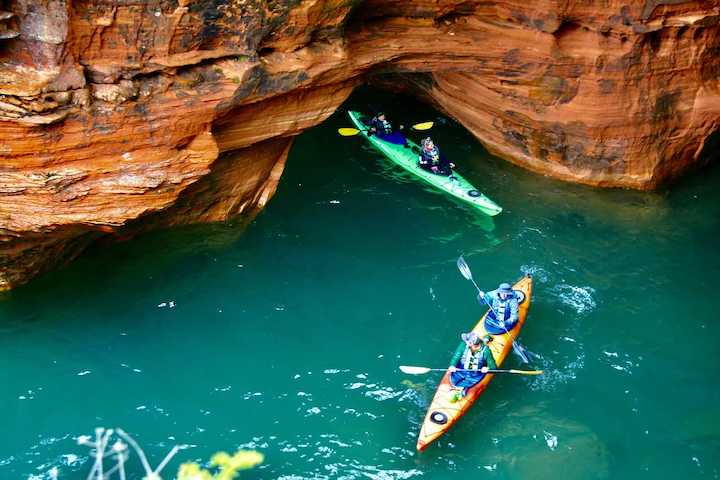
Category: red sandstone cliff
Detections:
[{"x1": 1, "y1": 0, "x2": 719, "y2": 290}]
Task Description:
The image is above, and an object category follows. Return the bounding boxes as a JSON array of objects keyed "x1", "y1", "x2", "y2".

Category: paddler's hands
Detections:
[
  {"x1": 448, "y1": 366, "x2": 457, "y2": 373},
  {"x1": 480, "y1": 366, "x2": 489, "y2": 373},
  {"x1": 450, "y1": 162, "x2": 455, "y2": 168}
]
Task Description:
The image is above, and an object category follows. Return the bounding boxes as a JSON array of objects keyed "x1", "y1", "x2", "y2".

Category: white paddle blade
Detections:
[
  {"x1": 508, "y1": 369, "x2": 544, "y2": 375},
  {"x1": 457, "y1": 256, "x2": 473, "y2": 281},
  {"x1": 399, "y1": 365, "x2": 432, "y2": 375},
  {"x1": 512, "y1": 342, "x2": 530, "y2": 364}
]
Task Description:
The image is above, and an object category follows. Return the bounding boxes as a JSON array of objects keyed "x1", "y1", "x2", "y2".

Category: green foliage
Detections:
[
  {"x1": 177, "y1": 463, "x2": 212, "y2": 480},
  {"x1": 177, "y1": 450, "x2": 264, "y2": 480}
]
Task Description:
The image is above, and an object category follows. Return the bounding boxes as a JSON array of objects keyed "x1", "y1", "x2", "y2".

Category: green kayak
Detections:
[{"x1": 347, "y1": 111, "x2": 502, "y2": 216}]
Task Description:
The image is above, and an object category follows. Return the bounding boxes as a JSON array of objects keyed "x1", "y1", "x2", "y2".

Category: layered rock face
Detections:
[{"x1": 1, "y1": 0, "x2": 719, "y2": 290}]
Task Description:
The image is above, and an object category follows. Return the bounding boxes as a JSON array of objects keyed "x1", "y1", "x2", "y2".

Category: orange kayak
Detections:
[{"x1": 416, "y1": 274, "x2": 533, "y2": 451}]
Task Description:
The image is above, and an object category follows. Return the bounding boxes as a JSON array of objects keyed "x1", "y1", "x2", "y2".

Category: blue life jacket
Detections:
[{"x1": 485, "y1": 293, "x2": 519, "y2": 334}]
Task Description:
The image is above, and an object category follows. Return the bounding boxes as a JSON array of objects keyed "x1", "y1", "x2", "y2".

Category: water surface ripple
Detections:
[{"x1": 1, "y1": 89, "x2": 719, "y2": 479}]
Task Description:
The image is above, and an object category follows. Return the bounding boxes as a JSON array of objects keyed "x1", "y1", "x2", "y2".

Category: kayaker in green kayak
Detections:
[
  {"x1": 418, "y1": 137, "x2": 455, "y2": 176},
  {"x1": 367, "y1": 112, "x2": 408, "y2": 146},
  {"x1": 346, "y1": 110, "x2": 503, "y2": 215},
  {"x1": 448, "y1": 332, "x2": 497, "y2": 401}
]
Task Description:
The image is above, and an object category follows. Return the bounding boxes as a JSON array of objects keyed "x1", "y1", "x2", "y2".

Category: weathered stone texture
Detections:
[{"x1": 0, "y1": 0, "x2": 719, "y2": 289}]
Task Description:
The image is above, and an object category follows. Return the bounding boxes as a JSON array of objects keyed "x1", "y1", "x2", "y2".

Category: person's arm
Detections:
[
  {"x1": 508, "y1": 298, "x2": 519, "y2": 324},
  {"x1": 482, "y1": 289, "x2": 498, "y2": 307},
  {"x1": 439, "y1": 153, "x2": 450, "y2": 168},
  {"x1": 449, "y1": 342, "x2": 465, "y2": 367},
  {"x1": 483, "y1": 347, "x2": 497, "y2": 370},
  {"x1": 367, "y1": 118, "x2": 378, "y2": 135}
]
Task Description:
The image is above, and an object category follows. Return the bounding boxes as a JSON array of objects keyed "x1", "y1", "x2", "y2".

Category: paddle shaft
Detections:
[
  {"x1": 459, "y1": 256, "x2": 501, "y2": 318},
  {"x1": 424, "y1": 368, "x2": 541, "y2": 375},
  {"x1": 340, "y1": 122, "x2": 432, "y2": 136},
  {"x1": 477, "y1": 285, "x2": 500, "y2": 318}
]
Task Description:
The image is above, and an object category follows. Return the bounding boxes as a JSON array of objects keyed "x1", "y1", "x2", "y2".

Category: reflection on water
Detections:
[{"x1": 2, "y1": 87, "x2": 720, "y2": 479}]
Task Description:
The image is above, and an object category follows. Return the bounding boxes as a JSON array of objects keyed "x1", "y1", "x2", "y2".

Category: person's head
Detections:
[
  {"x1": 498, "y1": 282, "x2": 513, "y2": 300},
  {"x1": 377, "y1": 112, "x2": 386, "y2": 121},
  {"x1": 481, "y1": 334, "x2": 493, "y2": 345},
  {"x1": 461, "y1": 331, "x2": 481, "y2": 347},
  {"x1": 422, "y1": 137, "x2": 435, "y2": 150}
]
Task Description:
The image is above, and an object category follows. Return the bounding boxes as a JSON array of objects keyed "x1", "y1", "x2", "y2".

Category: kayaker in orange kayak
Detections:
[
  {"x1": 478, "y1": 282, "x2": 520, "y2": 334},
  {"x1": 447, "y1": 332, "x2": 497, "y2": 401}
]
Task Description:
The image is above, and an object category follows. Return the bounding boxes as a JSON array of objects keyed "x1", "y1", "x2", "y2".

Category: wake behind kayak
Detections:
[{"x1": 346, "y1": 111, "x2": 502, "y2": 216}]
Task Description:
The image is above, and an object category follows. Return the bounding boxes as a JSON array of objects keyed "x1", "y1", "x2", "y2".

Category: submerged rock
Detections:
[{"x1": 472, "y1": 404, "x2": 611, "y2": 479}]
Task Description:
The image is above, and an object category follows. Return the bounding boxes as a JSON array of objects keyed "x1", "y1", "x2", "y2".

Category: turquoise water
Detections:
[{"x1": 2, "y1": 88, "x2": 719, "y2": 479}]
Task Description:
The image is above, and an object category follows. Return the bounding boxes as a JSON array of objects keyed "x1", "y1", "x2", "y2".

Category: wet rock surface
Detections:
[{"x1": 0, "y1": 0, "x2": 719, "y2": 289}]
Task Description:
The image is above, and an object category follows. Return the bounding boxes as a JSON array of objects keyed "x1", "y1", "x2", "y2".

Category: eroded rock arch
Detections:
[{"x1": 0, "y1": 0, "x2": 718, "y2": 289}]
